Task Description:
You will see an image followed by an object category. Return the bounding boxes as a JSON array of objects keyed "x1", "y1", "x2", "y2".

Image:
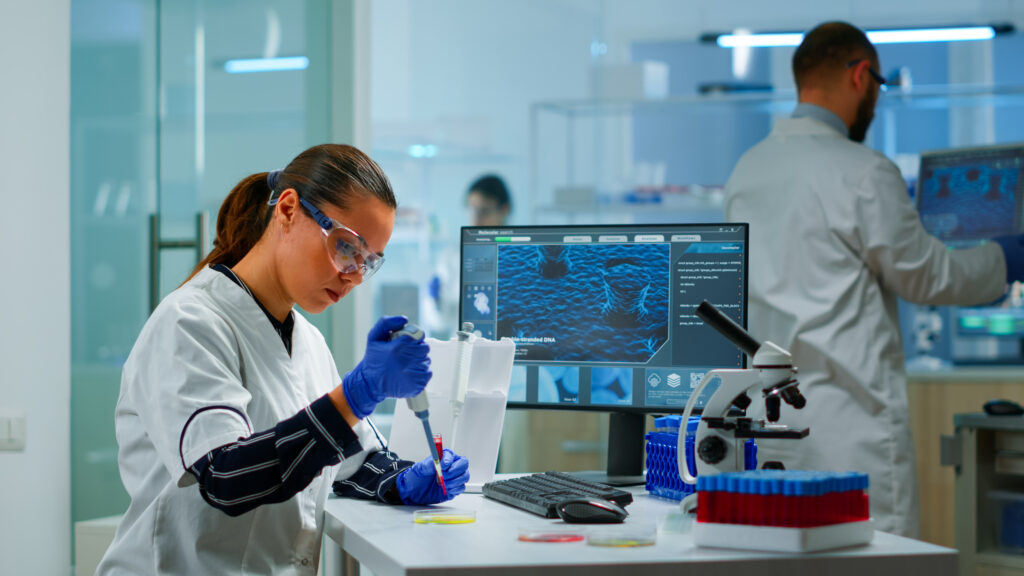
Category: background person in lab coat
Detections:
[
  {"x1": 424, "y1": 173, "x2": 514, "y2": 338},
  {"x1": 97, "y1": 144, "x2": 469, "y2": 576},
  {"x1": 466, "y1": 173, "x2": 512, "y2": 226},
  {"x1": 724, "y1": 22, "x2": 1024, "y2": 537}
]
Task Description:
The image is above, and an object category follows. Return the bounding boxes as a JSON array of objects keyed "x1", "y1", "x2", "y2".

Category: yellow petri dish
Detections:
[{"x1": 413, "y1": 509, "x2": 477, "y2": 525}]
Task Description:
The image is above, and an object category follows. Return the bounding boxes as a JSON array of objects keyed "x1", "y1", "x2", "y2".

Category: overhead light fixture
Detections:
[
  {"x1": 705, "y1": 24, "x2": 1013, "y2": 48},
  {"x1": 715, "y1": 32, "x2": 803, "y2": 48},
  {"x1": 868, "y1": 27, "x2": 997, "y2": 44},
  {"x1": 223, "y1": 56, "x2": 309, "y2": 74},
  {"x1": 408, "y1": 144, "x2": 438, "y2": 159}
]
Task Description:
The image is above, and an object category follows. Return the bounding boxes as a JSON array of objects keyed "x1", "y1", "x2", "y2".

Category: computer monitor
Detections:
[
  {"x1": 917, "y1": 143, "x2": 1024, "y2": 246},
  {"x1": 460, "y1": 223, "x2": 749, "y2": 484},
  {"x1": 916, "y1": 143, "x2": 1024, "y2": 344}
]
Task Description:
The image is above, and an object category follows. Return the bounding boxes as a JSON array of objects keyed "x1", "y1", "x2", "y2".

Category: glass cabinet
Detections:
[{"x1": 529, "y1": 84, "x2": 1024, "y2": 226}]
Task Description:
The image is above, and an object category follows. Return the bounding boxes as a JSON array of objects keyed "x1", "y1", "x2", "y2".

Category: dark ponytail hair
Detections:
[{"x1": 186, "y1": 143, "x2": 395, "y2": 282}]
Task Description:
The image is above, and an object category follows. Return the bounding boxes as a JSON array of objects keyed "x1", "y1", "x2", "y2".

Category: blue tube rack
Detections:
[{"x1": 645, "y1": 415, "x2": 758, "y2": 501}]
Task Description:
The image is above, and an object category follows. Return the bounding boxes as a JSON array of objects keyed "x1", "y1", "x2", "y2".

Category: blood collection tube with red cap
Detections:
[{"x1": 434, "y1": 434, "x2": 447, "y2": 496}]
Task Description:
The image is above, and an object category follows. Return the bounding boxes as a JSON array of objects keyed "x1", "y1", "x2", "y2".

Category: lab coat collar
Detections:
[{"x1": 791, "y1": 103, "x2": 849, "y2": 138}]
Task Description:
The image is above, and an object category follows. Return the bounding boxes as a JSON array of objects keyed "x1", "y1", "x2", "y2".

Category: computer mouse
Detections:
[
  {"x1": 984, "y1": 399, "x2": 1024, "y2": 417},
  {"x1": 556, "y1": 497, "x2": 629, "y2": 524}
]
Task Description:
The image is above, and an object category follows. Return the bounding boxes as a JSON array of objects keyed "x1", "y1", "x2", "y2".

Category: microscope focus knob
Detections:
[{"x1": 697, "y1": 435, "x2": 727, "y2": 465}]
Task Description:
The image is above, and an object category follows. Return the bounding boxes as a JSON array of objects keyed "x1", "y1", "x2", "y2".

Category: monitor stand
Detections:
[{"x1": 570, "y1": 412, "x2": 646, "y2": 487}]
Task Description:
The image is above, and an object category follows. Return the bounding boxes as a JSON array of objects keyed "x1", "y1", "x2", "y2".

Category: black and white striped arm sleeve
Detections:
[
  {"x1": 333, "y1": 450, "x2": 413, "y2": 504},
  {"x1": 187, "y1": 394, "x2": 363, "y2": 517}
]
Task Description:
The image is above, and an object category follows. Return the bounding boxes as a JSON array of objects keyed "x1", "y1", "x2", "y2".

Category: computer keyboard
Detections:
[{"x1": 481, "y1": 471, "x2": 634, "y2": 518}]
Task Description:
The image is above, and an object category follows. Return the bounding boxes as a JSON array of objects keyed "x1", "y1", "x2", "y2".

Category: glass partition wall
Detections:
[{"x1": 70, "y1": 0, "x2": 332, "y2": 554}]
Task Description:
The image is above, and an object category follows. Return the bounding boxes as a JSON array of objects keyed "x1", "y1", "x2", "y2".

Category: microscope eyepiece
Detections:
[{"x1": 695, "y1": 300, "x2": 760, "y2": 358}]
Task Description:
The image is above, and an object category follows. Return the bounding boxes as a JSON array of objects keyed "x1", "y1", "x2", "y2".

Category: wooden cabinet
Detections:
[
  {"x1": 909, "y1": 372, "x2": 1024, "y2": 547},
  {"x1": 908, "y1": 370, "x2": 1024, "y2": 576}
]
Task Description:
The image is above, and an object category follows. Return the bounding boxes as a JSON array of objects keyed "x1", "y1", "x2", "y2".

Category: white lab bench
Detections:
[{"x1": 322, "y1": 481, "x2": 957, "y2": 576}]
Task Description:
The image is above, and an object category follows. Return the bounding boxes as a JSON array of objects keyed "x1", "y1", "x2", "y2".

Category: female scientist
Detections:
[{"x1": 97, "y1": 144, "x2": 469, "y2": 575}]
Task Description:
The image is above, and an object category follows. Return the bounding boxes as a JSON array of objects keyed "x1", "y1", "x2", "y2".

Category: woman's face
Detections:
[{"x1": 277, "y1": 189, "x2": 395, "y2": 314}]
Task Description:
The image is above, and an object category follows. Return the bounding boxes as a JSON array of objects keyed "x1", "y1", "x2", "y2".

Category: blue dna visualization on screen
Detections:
[
  {"x1": 917, "y1": 143, "x2": 1024, "y2": 245},
  {"x1": 460, "y1": 224, "x2": 748, "y2": 411},
  {"x1": 914, "y1": 143, "x2": 1024, "y2": 343}
]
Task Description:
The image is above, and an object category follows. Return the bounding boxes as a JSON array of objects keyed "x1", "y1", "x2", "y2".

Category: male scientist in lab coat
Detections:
[{"x1": 724, "y1": 21, "x2": 1024, "y2": 537}]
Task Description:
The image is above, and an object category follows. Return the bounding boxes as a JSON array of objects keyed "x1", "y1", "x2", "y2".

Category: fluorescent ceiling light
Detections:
[
  {"x1": 867, "y1": 27, "x2": 996, "y2": 44},
  {"x1": 714, "y1": 25, "x2": 1006, "y2": 48},
  {"x1": 718, "y1": 33, "x2": 803, "y2": 48},
  {"x1": 224, "y1": 56, "x2": 309, "y2": 74},
  {"x1": 408, "y1": 144, "x2": 438, "y2": 158}
]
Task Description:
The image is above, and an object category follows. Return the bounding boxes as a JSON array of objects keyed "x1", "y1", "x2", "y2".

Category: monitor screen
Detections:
[
  {"x1": 917, "y1": 143, "x2": 1024, "y2": 245},
  {"x1": 460, "y1": 223, "x2": 748, "y2": 413},
  {"x1": 916, "y1": 143, "x2": 1024, "y2": 340}
]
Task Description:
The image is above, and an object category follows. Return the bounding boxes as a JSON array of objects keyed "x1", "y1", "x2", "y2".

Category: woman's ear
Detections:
[{"x1": 273, "y1": 188, "x2": 301, "y2": 231}]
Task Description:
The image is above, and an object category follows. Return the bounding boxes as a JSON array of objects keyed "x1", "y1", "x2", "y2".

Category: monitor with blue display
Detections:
[
  {"x1": 914, "y1": 143, "x2": 1024, "y2": 348},
  {"x1": 917, "y1": 143, "x2": 1024, "y2": 246},
  {"x1": 460, "y1": 223, "x2": 748, "y2": 483}
]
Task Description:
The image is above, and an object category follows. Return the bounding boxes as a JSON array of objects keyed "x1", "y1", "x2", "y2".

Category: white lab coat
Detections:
[
  {"x1": 97, "y1": 266, "x2": 379, "y2": 575},
  {"x1": 724, "y1": 116, "x2": 1006, "y2": 537}
]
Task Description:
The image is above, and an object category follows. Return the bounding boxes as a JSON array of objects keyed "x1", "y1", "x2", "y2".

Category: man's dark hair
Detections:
[
  {"x1": 792, "y1": 21, "x2": 877, "y2": 92},
  {"x1": 467, "y1": 174, "x2": 511, "y2": 210}
]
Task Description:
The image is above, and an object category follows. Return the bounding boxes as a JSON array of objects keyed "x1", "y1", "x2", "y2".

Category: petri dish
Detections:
[
  {"x1": 413, "y1": 509, "x2": 477, "y2": 525},
  {"x1": 518, "y1": 526, "x2": 586, "y2": 543},
  {"x1": 587, "y1": 525, "x2": 657, "y2": 548}
]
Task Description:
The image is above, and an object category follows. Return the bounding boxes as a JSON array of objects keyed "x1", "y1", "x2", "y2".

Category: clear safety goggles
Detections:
[
  {"x1": 467, "y1": 204, "x2": 502, "y2": 220},
  {"x1": 295, "y1": 196, "x2": 385, "y2": 279}
]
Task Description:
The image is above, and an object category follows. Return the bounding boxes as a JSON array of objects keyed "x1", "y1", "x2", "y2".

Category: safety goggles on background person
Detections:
[
  {"x1": 467, "y1": 204, "x2": 503, "y2": 222},
  {"x1": 268, "y1": 191, "x2": 385, "y2": 278},
  {"x1": 847, "y1": 59, "x2": 888, "y2": 91}
]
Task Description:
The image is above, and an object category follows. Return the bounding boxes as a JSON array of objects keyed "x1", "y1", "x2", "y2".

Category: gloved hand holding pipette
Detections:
[
  {"x1": 390, "y1": 323, "x2": 449, "y2": 495},
  {"x1": 343, "y1": 316, "x2": 467, "y2": 500},
  {"x1": 341, "y1": 315, "x2": 432, "y2": 419},
  {"x1": 396, "y1": 449, "x2": 470, "y2": 505}
]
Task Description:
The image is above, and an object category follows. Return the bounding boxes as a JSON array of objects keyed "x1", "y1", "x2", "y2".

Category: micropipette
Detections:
[
  {"x1": 448, "y1": 322, "x2": 475, "y2": 450},
  {"x1": 390, "y1": 323, "x2": 446, "y2": 496}
]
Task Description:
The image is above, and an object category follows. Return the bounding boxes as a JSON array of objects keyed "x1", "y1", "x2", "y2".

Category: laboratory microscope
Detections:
[{"x1": 678, "y1": 301, "x2": 809, "y2": 507}]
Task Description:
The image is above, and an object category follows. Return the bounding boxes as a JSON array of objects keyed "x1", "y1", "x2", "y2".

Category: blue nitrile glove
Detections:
[
  {"x1": 995, "y1": 234, "x2": 1024, "y2": 284},
  {"x1": 396, "y1": 449, "x2": 470, "y2": 505},
  {"x1": 428, "y1": 275, "x2": 441, "y2": 303},
  {"x1": 342, "y1": 315, "x2": 432, "y2": 419}
]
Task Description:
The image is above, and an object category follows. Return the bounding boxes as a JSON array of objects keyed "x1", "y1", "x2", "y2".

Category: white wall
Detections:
[
  {"x1": 371, "y1": 0, "x2": 602, "y2": 230},
  {"x1": 0, "y1": 1, "x2": 72, "y2": 575}
]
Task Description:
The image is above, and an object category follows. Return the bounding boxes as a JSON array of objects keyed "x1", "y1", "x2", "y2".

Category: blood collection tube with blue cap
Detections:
[{"x1": 390, "y1": 323, "x2": 446, "y2": 496}]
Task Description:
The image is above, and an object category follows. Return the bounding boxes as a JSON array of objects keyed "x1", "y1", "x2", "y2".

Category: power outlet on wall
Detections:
[{"x1": 0, "y1": 413, "x2": 26, "y2": 451}]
